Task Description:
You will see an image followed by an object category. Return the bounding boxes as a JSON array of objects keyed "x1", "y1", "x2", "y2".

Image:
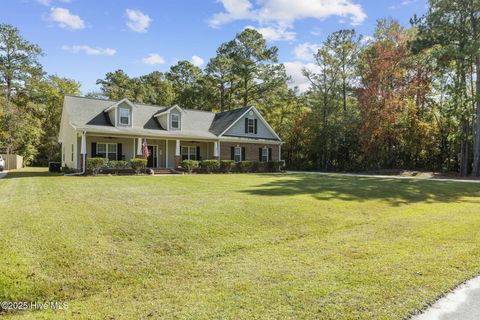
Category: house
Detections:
[{"x1": 58, "y1": 95, "x2": 282, "y2": 170}]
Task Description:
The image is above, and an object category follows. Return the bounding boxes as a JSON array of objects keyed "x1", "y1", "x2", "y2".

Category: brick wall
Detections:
[{"x1": 220, "y1": 142, "x2": 280, "y2": 161}]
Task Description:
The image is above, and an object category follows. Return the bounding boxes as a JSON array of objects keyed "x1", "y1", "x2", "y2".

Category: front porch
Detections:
[{"x1": 76, "y1": 134, "x2": 220, "y2": 170}]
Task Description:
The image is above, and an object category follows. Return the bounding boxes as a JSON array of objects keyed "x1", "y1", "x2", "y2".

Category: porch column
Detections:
[
  {"x1": 136, "y1": 137, "x2": 142, "y2": 157},
  {"x1": 80, "y1": 131, "x2": 87, "y2": 171},
  {"x1": 213, "y1": 141, "x2": 219, "y2": 159},
  {"x1": 279, "y1": 144, "x2": 282, "y2": 160},
  {"x1": 174, "y1": 139, "x2": 181, "y2": 168},
  {"x1": 165, "y1": 140, "x2": 169, "y2": 168}
]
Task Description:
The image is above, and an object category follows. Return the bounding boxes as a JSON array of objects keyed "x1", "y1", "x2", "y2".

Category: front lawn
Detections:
[{"x1": 1, "y1": 168, "x2": 480, "y2": 319}]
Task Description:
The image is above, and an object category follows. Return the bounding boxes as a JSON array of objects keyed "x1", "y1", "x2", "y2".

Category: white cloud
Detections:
[
  {"x1": 310, "y1": 27, "x2": 322, "y2": 36},
  {"x1": 125, "y1": 9, "x2": 151, "y2": 33},
  {"x1": 284, "y1": 61, "x2": 321, "y2": 93},
  {"x1": 49, "y1": 7, "x2": 85, "y2": 30},
  {"x1": 209, "y1": 0, "x2": 366, "y2": 41},
  {"x1": 142, "y1": 53, "x2": 165, "y2": 65},
  {"x1": 246, "y1": 25, "x2": 295, "y2": 41},
  {"x1": 62, "y1": 45, "x2": 116, "y2": 56},
  {"x1": 37, "y1": 0, "x2": 71, "y2": 5},
  {"x1": 294, "y1": 42, "x2": 322, "y2": 62},
  {"x1": 191, "y1": 55, "x2": 204, "y2": 67}
]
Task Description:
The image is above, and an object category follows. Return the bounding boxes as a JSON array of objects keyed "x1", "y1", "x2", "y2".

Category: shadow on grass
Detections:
[
  {"x1": 243, "y1": 173, "x2": 480, "y2": 206},
  {"x1": 2, "y1": 168, "x2": 62, "y2": 179}
]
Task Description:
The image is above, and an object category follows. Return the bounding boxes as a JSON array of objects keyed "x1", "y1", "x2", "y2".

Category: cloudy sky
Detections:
[{"x1": 2, "y1": 0, "x2": 427, "y2": 93}]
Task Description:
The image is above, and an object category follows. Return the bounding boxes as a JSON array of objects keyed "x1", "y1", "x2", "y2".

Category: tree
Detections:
[
  {"x1": 138, "y1": 71, "x2": 175, "y2": 106},
  {"x1": 205, "y1": 53, "x2": 235, "y2": 111},
  {"x1": 219, "y1": 28, "x2": 287, "y2": 107},
  {"x1": 0, "y1": 24, "x2": 43, "y2": 155},
  {"x1": 413, "y1": 0, "x2": 480, "y2": 176},
  {"x1": 96, "y1": 69, "x2": 138, "y2": 102}
]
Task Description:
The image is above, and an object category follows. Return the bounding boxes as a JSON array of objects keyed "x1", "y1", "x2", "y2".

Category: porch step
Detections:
[{"x1": 152, "y1": 168, "x2": 181, "y2": 175}]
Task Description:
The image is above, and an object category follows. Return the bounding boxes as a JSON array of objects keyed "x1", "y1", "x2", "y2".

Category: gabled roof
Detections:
[
  {"x1": 153, "y1": 105, "x2": 182, "y2": 117},
  {"x1": 61, "y1": 95, "x2": 281, "y2": 141},
  {"x1": 209, "y1": 106, "x2": 251, "y2": 135}
]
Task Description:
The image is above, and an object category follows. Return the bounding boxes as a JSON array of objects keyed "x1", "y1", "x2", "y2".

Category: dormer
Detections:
[
  {"x1": 103, "y1": 98, "x2": 136, "y2": 127},
  {"x1": 154, "y1": 105, "x2": 183, "y2": 131}
]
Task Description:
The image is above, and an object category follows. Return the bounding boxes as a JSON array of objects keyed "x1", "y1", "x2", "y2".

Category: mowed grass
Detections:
[{"x1": 1, "y1": 168, "x2": 480, "y2": 319}]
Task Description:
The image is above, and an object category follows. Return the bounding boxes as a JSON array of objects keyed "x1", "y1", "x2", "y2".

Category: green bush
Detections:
[
  {"x1": 252, "y1": 161, "x2": 267, "y2": 173},
  {"x1": 61, "y1": 166, "x2": 76, "y2": 174},
  {"x1": 202, "y1": 160, "x2": 220, "y2": 173},
  {"x1": 87, "y1": 157, "x2": 108, "y2": 175},
  {"x1": 181, "y1": 160, "x2": 199, "y2": 174},
  {"x1": 266, "y1": 160, "x2": 285, "y2": 172},
  {"x1": 130, "y1": 158, "x2": 147, "y2": 174},
  {"x1": 220, "y1": 160, "x2": 235, "y2": 173},
  {"x1": 109, "y1": 160, "x2": 128, "y2": 174},
  {"x1": 238, "y1": 161, "x2": 253, "y2": 173}
]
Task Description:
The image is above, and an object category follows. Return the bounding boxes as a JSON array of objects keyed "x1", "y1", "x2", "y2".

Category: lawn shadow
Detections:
[
  {"x1": 2, "y1": 168, "x2": 62, "y2": 179},
  {"x1": 243, "y1": 174, "x2": 480, "y2": 206}
]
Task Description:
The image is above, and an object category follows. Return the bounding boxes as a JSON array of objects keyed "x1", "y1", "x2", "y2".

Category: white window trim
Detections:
[
  {"x1": 181, "y1": 145, "x2": 197, "y2": 160},
  {"x1": 97, "y1": 142, "x2": 117, "y2": 160},
  {"x1": 171, "y1": 113, "x2": 180, "y2": 130},
  {"x1": 119, "y1": 107, "x2": 130, "y2": 125},
  {"x1": 261, "y1": 146, "x2": 269, "y2": 162},
  {"x1": 247, "y1": 118, "x2": 255, "y2": 134},
  {"x1": 234, "y1": 146, "x2": 242, "y2": 162}
]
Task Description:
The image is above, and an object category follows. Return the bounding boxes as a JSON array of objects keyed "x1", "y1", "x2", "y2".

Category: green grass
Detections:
[{"x1": 1, "y1": 168, "x2": 480, "y2": 319}]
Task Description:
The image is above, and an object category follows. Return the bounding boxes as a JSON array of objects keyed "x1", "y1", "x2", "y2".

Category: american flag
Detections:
[{"x1": 142, "y1": 138, "x2": 150, "y2": 159}]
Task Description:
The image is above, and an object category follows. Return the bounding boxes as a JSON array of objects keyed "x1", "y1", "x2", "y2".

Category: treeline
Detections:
[{"x1": 1, "y1": 0, "x2": 480, "y2": 175}]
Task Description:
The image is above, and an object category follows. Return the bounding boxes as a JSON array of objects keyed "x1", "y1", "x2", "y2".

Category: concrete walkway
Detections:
[
  {"x1": 412, "y1": 276, "x2": 480, "y2": 320},
  {"x1": 287, "y1": 171, "x2": 480, "y2": 184}
]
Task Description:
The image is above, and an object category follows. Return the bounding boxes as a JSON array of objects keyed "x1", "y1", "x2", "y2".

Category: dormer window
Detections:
[
  {"x1": 171, "y1": 113, "x2": 180, "y2": 129},
  {"x1": 119, "y1": 108, "x2": 130, "y2": 125}
]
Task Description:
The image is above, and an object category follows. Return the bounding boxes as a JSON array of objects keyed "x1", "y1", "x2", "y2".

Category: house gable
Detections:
[{"x1": 221, "y1": 107, "x2": 280, "y2": 141}]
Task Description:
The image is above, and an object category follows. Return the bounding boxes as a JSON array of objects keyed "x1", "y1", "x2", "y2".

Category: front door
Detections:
[{"x1": 147, "y1": 146, "x2": 158, "y2": 168}]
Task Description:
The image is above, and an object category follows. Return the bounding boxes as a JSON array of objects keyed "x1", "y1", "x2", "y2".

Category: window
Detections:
[
  {"x1": 97, "y1": 143, "x2": 117, "y2": 160},
  {"x1": 119, "y1": 108, "x2": 130, "y2": 125},
  {"x1": 234, "y1": 146, "x2": 241, "y2": 162},
  {"x1": 247, "y1": 118, "x2": 255, "y2": 133},
  {"x1": 181, "y1": 146, "x2": 197, "y2": 160},
  {"x1": 171, "y1": 114, "x2": 180, "y2": 129},
  {"x1": 261, "y1": 147, "x2": 268, "y2": 162}
]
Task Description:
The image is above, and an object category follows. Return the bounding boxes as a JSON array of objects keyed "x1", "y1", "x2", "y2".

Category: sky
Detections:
[{"x1": 1, "y1": 0, "x2": 428, "y2": 94}]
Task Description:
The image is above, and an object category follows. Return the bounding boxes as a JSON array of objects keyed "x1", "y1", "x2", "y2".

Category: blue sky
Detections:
[{"x1": 2, "y1": 0, "x2": 427, "y2": 93}]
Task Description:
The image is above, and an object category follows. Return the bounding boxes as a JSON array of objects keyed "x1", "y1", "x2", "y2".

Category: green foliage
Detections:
[
  {"x1": 181, "y1": 159, "x2": 199, "y2": 174},
  {"x1": 220, "y1": 160, "x2": 235, "y2": 173},
  {"x1": 87, "y1": 157, "x2": 108, "y2": 175},
  {"x1": 109, "y1": 160, "x2": 128, "y2": 174},
  {"x1": 201, "y1": 160, "x2": 220, "y2": 173},
  {"x1": 238, "y1": 161, "x2": 253, "y2": 173},
  {"x1": 130, "y1": 158, "x2": 147, "y2": 174}
]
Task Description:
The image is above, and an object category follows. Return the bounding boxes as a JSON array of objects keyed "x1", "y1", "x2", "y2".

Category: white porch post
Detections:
[
  {"x1": 80, "y1": 131, "x2": 87, "y2": 171},
  {"x1": 175, "y1": 139, "x2": 180, "y2": 156},
  {"x1": 165, "y1": 140, "x2": 169, "y2": 168},
  {"x1": 279, "y1": 144, "x2": 282, "y2": 160},
  {"x1": 213, "y1": 141, "x2": 219, "y2": 158},
  {"x1": 136, "y1": 137, "x2": 142, "y2": 156}
]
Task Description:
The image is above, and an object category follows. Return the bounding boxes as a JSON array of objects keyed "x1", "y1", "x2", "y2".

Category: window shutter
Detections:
[
  {"x1": 242, "y1": 147, "x2": 246, "y2": 161},
  {"x1": 254, "y1": 119, "x2": 258, "y2": 134},
  {"x1": 268, "y1": 148, "x2": 272, "y2": 161},
  {"x1": 259, "y1": 148, "x2": 262, "y2": 161},
  {"x1": 91, "y1": 142, "x2": 96, "y2": 157},
  {"x1": 244, "y1": 118, "x2": 248, "y2": 133},
  {"x1": 117, "y1": 143, "x2": 122, "y2": 160},
  {"x1": 196, "y1": 146, "x2": 201, "y2": 161},
  {"x1": 231, "y1": 146, "x2": 235, "y2": 160}
]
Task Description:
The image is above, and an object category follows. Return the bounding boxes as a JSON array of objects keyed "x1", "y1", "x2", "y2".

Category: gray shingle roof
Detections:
[{"x1": 62, "y1": 96, "x2": 268, "y2": 140}]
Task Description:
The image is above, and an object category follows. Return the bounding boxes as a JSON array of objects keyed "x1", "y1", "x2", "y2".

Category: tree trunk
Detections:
[{"x1": 472, "y1": 57, "x2": 480, "y2": 176}]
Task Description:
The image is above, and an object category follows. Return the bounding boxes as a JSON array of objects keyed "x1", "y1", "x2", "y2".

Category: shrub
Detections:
[
  {"x1": 238, "y1": 161, "x2": 253, "y2": 173},
  {"x1": 108, "y1": 160, "x2": 128, "y2": 174},
  {"x1": 220, "y1": 160, "x2": 235, "y2": 173},
  {"x1": 181, "y1": 160, "x2": 199, "y2": 174},
  {"x1": 130, "y1": 158, "x2": 147, "y2": 174},
  {"x1": 61, "y1": 166, "x2": 76, "y2": 174},
  {"x1": 87, "y1": 157, "x2": 108, "y2": 175},
  {"x1": 202, "y1": 160, "x2": 220, "y2": 173},
  {"x1": 252, "y1": 161, "x2": 266, "y2": 173},
  {"x1": 272, "y1": 160, "x2": 285, "y2": 172}
]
